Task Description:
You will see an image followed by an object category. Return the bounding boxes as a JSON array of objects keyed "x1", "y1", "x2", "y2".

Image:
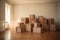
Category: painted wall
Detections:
[
  {"x1": 56, "y1": 1, "x2": 60, "y2": 31},
  {"x1": 10, "y1": 4, "x2": 14, "y2": 30},
  {"x1": 0, "y1": 0, "x2": 5, "y2": 31},
  {"x1": 13, "y1": 2, "x2": 57, "y2": 28}
]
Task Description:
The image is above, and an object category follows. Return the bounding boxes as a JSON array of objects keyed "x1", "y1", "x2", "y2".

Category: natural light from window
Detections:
[{"x1": 5, "y1": 3, "x2": 10, "y2": 25}]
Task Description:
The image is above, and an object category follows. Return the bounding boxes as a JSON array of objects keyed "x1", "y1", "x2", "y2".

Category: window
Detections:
[{"x1": 5, "y1": 3, "x2": 10, "y2": 25}]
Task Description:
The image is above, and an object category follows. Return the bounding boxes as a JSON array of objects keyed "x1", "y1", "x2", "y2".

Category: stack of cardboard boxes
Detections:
[
  {"x1": 16, "y1": 15, "x2": 56, "y2": 33},
  {"x1": 20, "y1": 22, "x2": 26, "y2": 32},
  {"x1": 48, "y1": 18, "x2": 56, "y2": 31},
  {"x1": 29, "y1": 15, "x2": 41, "y2": 33},
  {"x1": 28, "y1": 15, "x2": 36, "y2": 32},
  {"x1": 38, "y1": 16, "x2": 50, "y2": 32}
]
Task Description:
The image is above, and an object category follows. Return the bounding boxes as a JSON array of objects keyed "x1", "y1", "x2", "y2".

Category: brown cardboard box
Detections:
[
  {"x1": 26, "y1": 23, "x2": 38, "y2": 32},
  {"x1": 42, "y1": 24, "x2": 49, "y2": 30},
  {"x1": 25, "y1": 18, "x2": 29, "y2": 23},
  {"x1": 20, "y1": 23, "x2": 25, "y2": 32},
  {"x1": 40, "y1": 18, "x2": 48, "y2": 27},
  {"x1": 20, "y1": 23, "x2": 24, "y2": 27},
  {"x1": 38, "y1": 16, "x2": 49, "y2": 31},
  {"x1": 48, "y1": 18, "x2": 55, "y2": 24},
  {"x1": 25, "y1": 24, "x2": 29, "y2": 32},
  {"x1": 36, "y1": 18, "x2": 40, "y2": 23},
  {"x1": 26, "y1": 23, "x2": 31, "y2": 32},
  {"x1": 38, "y1": 16, "x2": 47, "y2": 24},
  {"x1": 29, "y1": 15, "x2": 36, "y2": 23},
  {"x1": 16, "y1": 27, "x2": 21, "y2": 32},
  {"x1": 50, "y1": 24, "x2": 56, "y2": 31},
  {"x1": 47, "y1": 18, "x2": 56, "y2": 31},
  {"x1": 33, "y1": 27, "x2": 41, "y2": 33},
  {"x1": 38, "y1": 16, "x2": 44, "y2": 21},
  {"x1": 25, "y1": 23, "x2": 34, "y2": 32}
]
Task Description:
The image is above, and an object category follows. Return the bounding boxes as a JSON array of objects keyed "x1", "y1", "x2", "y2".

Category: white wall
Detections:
[
  {"x1": 10, "y1": 4, "x2": 14, "y2": 30},
  {"x1": 13, "y1": 2, "x2": 57, "y2": 28},
  {"x1": 56, "y1": 1, "x2": 60, "y2": 30}
]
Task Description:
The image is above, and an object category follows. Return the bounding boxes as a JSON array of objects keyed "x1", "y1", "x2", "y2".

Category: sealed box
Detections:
[
  {"x1": 50, "y1": 24, "x2": 56, "y2": 31},
  {"x1": 33, "y1": 27, "x2": 41, "y2": 33}
]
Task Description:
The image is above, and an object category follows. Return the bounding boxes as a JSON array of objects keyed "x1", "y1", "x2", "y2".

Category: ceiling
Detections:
[{"x1": 7, "y1": 0, "x2": 59, "y2": 4}]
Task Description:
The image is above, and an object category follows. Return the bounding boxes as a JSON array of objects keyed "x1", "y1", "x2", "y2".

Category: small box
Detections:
[{"x1": 16, "y1": 27, "x2": 21, "y2": 32}]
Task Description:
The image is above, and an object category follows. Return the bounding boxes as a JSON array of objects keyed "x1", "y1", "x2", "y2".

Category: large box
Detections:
[
  {"x1": 48, "y1": 18, "x2": 55, "y2": 24},
  {"x1": 20, "y1": 23, "x2": 25, "y2": 32},
  {"x1": 25, "y1": 24, "x2": 30, "y2": 32},
  {"x1": 38, "y1": 16, "x2": 47, "y2": 25},
  {"x1": 25, "y1": 18, "x2": 29, "y2": 24},
  {"x1": 33, "y1": 27, "x2": 41, "y2": 33},
  {"x1": 25, "y1": 23, "x2": 31, "y2": 32},
  {"x1": 50, "y1": 24, "x2": 56, "y2": 31},
  {"x1": 26, "y1": 23, "x2": 37, "y2": 32},
  {"x1": 42, "y1": 24, "x2": 49, "y2": 30}
]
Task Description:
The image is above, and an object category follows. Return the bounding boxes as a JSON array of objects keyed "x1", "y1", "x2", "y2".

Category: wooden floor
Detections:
[{"x1": 0, "y1": 30, "x2": 60, "y2": 40}]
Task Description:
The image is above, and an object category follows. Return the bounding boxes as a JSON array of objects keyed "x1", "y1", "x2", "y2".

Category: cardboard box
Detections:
[
  {"x1": 29, "y1": 15, "x2": 36, "y2": 23},
  {"x1": 48, "y1": 18, "x2": 55, "y2": 24},
  {"x1": 38, "y1": 16, "x2": 47, "y2": 25},
  {"x1": 27, "y1": 23, "x2": 32, "y2": 32},
  {"x1": 16, "y1": 27, "x2": 21, "y2": 32},
  {"x1": 40, "y1": 19, "x2": 48, "y2": 29},
  {"x1": 33, "y1": 27, "x2": 41, "y2": 33},
  {"x1": 36, "y1": 18, "x2": 40, "y2": 23},
  {"x1": 50, "y1": 24, "x2": 56, "y2": 31},
  {"x1": 38, "y1": 16, "x2": 44, "y2": 21},
  {"x1": 34, "y1": 23, "x2": 37, "y2": 28},
  {"x1": 25, "y1": 18, "x2": 29, "y2": 24},
  {"x1": 20, "y1": 23, "x2": 25, "y2": 32},
  {"x1": 20, "y1": 23, "x2": 24, "y2": 27}
]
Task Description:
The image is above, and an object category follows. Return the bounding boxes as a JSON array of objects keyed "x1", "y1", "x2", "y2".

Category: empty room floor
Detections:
[{"x1": 0, "y1": 30, "x2": 60, "y2": 40}]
